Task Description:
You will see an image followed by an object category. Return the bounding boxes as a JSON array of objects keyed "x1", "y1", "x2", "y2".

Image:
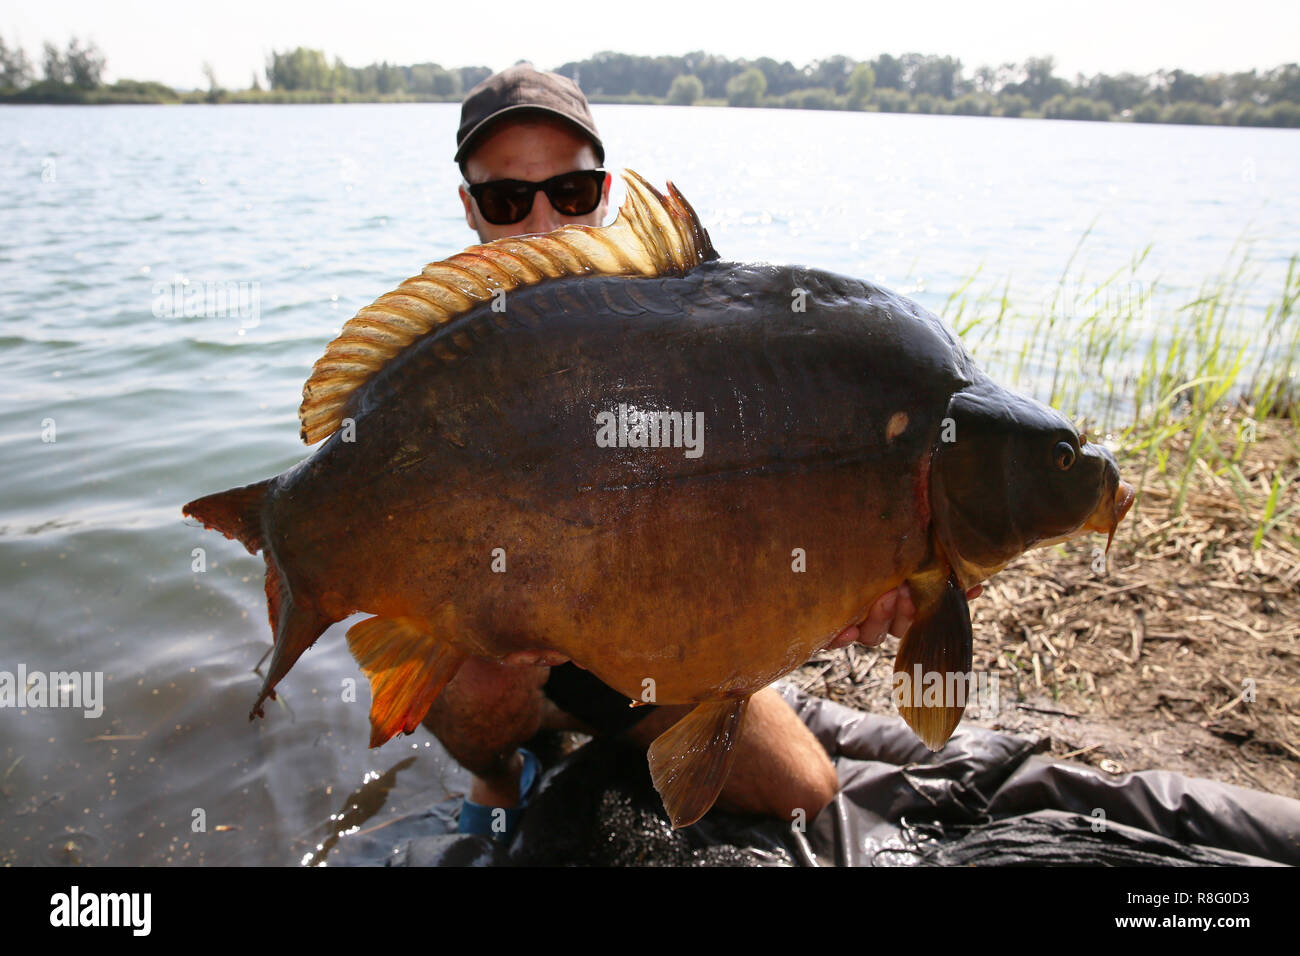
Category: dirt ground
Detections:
[{"x1": 794, "y1": 414, "x2": 1300, "y2": 799}]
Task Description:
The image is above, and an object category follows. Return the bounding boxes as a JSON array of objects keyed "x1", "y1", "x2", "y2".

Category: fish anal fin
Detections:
[
  {"x1": 346, "y1": 617, "x2": 467, "y2": 748},
  {"x1": 647, "y1": 697, "x2": 749, "y2": 829},
  {"x1": 182, "y1": 478, "x2": 273, "y2": 555},
  {"x1": 893, "y1": 572, "x2": 973, "y2": 751}
]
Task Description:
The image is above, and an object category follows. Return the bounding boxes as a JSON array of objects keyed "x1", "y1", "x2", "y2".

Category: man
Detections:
[{"x1": 426, "y1": 64, "x2": 965, "y2": 837}]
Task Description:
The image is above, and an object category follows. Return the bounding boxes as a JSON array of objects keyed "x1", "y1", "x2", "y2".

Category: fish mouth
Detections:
[
  {"x1": 1084, "y1": 478, "x2": 1136, "y2": 552},
  {"x1": 1030, "y1": 475, "x2": 1135, "y2": 553}
]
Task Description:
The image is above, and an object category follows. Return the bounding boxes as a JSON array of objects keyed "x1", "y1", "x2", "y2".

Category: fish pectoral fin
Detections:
[
  {"x1": 647, "y1": 697, "x2": 749, "y2": 830},
  {"x1": 893, "y1": 572, "x2": 973, "y2": 751},
  {"x1": 346, "y1": 616, "x2": 467, "y2": 748}
]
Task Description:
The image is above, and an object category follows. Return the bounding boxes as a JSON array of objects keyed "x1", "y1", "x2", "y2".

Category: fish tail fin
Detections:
[
  {"x1": 184, "y1": 479, "x2": 337, "y2": 721},
  {"x1": 893, "y1": 570, "x2": 973, "y2": 750},
  {"x1": 647, "y1": 697, "x2": 749, "y2": 829},
  {"x1": 182, "y1": 478, "x2": 273, "y2": 555},
  {"x1": 346, "y1": 617, "x2": 467, "y2": 747}
]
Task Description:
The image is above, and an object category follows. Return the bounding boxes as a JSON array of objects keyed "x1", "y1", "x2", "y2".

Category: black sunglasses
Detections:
[{"x1": 466, "y1": 169, "x2": 606, "y2": 226}]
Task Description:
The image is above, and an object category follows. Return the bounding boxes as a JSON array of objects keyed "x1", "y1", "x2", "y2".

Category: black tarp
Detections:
[{"x1": 331, "y1": 685, "x2": 1300, "y2": 867}]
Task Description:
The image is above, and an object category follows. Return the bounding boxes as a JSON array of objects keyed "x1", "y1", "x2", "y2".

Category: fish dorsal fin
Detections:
[{"x1": 298, "y1": 170, "x2": 718, "y2": 444}]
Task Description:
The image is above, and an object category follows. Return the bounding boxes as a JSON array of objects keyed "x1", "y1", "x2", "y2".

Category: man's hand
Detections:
[{"x1": 827, "y1": 582, "x2": 983, "y2": 650}]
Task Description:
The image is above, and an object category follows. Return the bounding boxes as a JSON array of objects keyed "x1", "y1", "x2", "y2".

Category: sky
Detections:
[{"x1": 3, "y1": 0, "x2": 1297, "y2": 91}]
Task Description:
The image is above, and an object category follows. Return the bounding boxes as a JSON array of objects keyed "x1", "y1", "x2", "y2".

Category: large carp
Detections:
[{"x1": 184, "y1": 172, "x2": 1134, "y2": 828}]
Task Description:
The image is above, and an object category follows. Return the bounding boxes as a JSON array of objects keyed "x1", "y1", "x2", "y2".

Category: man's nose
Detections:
[{"x1": 517, "y1": 189, "x2": 565, "y2": 236}]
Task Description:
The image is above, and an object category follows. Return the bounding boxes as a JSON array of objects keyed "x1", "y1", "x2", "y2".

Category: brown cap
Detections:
[{"x1": 455, "y1": 63, "x2": 604, "y2": 166}]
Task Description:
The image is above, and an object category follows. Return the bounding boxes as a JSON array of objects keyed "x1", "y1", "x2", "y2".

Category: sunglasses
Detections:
[{"x1": 466, "y1": 169, "x2": 606, "y2": 226}]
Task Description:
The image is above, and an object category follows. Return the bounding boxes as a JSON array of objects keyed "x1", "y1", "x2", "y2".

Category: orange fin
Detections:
[
  {"x1": 893, "y1": 572, "x2": 973, "y2": 750},
  {"x1": 346, "y1": 617, "x2": 467, "y2": 747},
  {"x1": 647, "y1": 697, "x2": 749, "y2": 829}
]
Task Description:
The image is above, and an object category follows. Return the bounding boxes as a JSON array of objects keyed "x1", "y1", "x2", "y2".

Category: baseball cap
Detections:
[{"x1": 455, "y1": 63, "x2": 605, "y2": 167}]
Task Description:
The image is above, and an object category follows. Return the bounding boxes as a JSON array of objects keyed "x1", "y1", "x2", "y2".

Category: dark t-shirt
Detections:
[{"x1": 542, "y1": 663, "x2": 658, "y2": 736}]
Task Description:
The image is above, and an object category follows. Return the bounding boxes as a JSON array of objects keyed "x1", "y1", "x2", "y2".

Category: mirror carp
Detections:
[{"x1": 184, "y1": 172, "x2": 1134, "y2": 828}]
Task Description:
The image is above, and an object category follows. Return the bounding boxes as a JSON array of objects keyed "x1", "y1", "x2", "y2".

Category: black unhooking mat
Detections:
[{"x1": 330, "y1": 685, "x2": 1300, "y2": 867}]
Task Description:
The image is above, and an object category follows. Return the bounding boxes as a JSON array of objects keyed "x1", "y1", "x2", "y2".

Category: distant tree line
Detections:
[
  {"x1": 2, "y1": 36, "x2": 1298, "y2": 127},
  {"x1": 553, "y1": 50, "x2": 1300, "y2": 126},
  {"x1": 263, "y1": 47, "x2": 489, "y2": 97},
  {"x1": 2, "y1": 35, "x2": 105, "y2": 91},
  {"x1": 0, "y1": 34, "x2": 186, "y2": 103},
  {"x1": 0, "y1": 37, "x2": 492, "y2": 104}
]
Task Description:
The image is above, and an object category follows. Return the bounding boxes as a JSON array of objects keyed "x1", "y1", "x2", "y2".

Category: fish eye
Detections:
[{"x1": 1054, "y1": 441, "x2": 1075, "y2": 470}]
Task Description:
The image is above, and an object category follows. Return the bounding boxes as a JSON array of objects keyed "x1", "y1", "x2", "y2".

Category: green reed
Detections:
[{"x1": 940, "y1": 244, "x2": 1300, "y2": 549}]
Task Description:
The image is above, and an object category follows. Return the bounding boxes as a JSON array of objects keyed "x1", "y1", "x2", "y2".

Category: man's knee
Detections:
[
  {"x1": 728, "y1": 736, "x2": 838, "y2": 821},
  {"x1": 781, "y1": 751, "x2": 839, "y2": 821},
  {"x1": 716, "y1": 687, "x2": 839, "y2": 821},
  {"x1": 420, "y1": 658, "x2": 548, "y2": 775}
]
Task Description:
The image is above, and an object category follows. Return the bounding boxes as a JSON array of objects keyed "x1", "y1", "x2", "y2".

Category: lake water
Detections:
[{"x1": 1, "y1": 103, "x2": 1296, "y2": 865}]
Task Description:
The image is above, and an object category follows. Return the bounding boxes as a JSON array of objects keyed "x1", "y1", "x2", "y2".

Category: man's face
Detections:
[{"x1": 460, "y1": 116, "x2": 610, "y2": 242}]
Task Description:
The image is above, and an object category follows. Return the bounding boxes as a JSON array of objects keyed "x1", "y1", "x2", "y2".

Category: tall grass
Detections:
[{"x1": 941, "y1": 245, "x2": 1300, "y2": 547}]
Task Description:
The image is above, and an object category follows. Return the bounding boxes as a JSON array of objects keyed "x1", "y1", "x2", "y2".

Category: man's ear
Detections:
[
  {"x1": 459, "y1": 184, "x2": 476, "y2": 232},
  {"x1": 598, "y1": 171, "x2": 613, "y2": 221}
]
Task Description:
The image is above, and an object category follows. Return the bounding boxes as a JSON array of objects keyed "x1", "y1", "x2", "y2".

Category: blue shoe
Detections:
[{"x1": 456, "y1": 747, "x2": 540, "y2": 841}]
